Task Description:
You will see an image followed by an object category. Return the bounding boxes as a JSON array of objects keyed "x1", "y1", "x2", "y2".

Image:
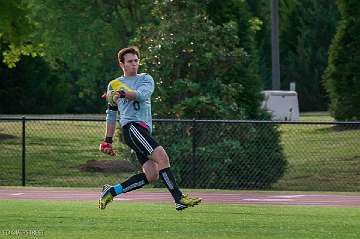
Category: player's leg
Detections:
[
  {"x1": 121, "y1": 123, "x2": 200, "y2": 209},
  {"x1": 150, "y1": 146, "x2": 202, "y2": 210},
  {"x1": 121, "y1": 123, "x2": 187, "y2": 206},
  {"x1": 113, "y1": 153, "x2": 158, "y2": 195},
  {"x1": 99, "y1": 122, "x2": 201, "y2": 210},
  {"x1": 99, "y1": 124, "x2": 153, "y2": 210},
  {"x1": 98, "y1": 158, "x2": 159, "y2": 210},
  {"x1": 149, "y1": 146, "x2": 181, "y2": 202}
]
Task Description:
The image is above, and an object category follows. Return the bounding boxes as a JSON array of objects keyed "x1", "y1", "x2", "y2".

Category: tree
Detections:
[
  {"x1": 133, "y1": 0, "x2": 286, "y2": 189},
  {"x1": 246, "y1": 0, "x2": 272, "y2": 89},
  {"x1": 0, "y1": 0, "x2": 69, "y2": 113},
  {"x1": 0, "y1": 47, "x2": 70, "y2": 114},
  {"x1": 280, "y1": 0, "x2": 339, "y2": 111},
  {"x1": 323, "y1": 0, "x2": 360, "y2": 120},
  {"x1": 205, "y1": 0, "x2": 266, "y2": 119},
  {"x1": 245, "y1": 0, "x2": 339, "y2": 112},
  {"x1": 28, "y1": 0, "x2": 154, "y2": 112},
  {"x1": 0, "y1": 0, "x2": 44, "y2": 68},
  {"x1": 133, "y1": 0, "x2": 265, "y2": 119}
]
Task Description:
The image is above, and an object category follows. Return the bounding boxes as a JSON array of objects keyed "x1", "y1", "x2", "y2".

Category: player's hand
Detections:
[
  {"x1": 106, "y1": 90, "x2": 120, "y2": 106},
  {"x1": 118, "y1": 88, "x2": 126, "y2": 98},
  {"x1": 99, "y1": 141, "x2": 116, "y2": 156}
]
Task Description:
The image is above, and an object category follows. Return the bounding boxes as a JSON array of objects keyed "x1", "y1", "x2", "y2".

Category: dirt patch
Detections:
[
  {"x1": 337, "y1": 155, "x2": 360, "y2": 161},
  {"x1": 330, "y1": 124, "x2": 360, "y2": 131},
  {"x1": 79, "y1": 160, "x2": 136, "y2": 173},
  {"x1": 0, "y1": 133, "x2": 17, "y2": 141}
]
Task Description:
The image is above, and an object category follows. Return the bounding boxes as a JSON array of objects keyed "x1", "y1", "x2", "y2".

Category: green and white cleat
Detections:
[
  {"x1": 175, "y1": 194, "x2": 202, "y2": 211},
  {"x1": 98, "y1": 184, "x2": 114, "y2": 210}
]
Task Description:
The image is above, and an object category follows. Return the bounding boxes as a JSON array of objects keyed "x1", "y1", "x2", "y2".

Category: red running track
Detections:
[{"x1": 1, "y1": 187, "x2": 360, "y2": 207}]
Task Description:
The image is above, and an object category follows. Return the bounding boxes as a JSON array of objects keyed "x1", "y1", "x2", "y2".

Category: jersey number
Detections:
[{"x1": 133, "y1": 101, "x2": 140, "y2": 111}]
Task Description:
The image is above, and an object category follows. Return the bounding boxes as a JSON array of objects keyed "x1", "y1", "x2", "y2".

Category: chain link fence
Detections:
[{"x1": 0, "y1": 116, "x2": 359, "y2": 192}]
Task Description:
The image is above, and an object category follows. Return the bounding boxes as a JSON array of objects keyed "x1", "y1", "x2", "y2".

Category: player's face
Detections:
[{"x1": 121, "y1": 53, "x2": 139, "y2": 76}]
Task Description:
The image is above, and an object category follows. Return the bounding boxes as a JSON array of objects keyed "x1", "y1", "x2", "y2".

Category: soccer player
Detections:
[{"x1": 98, "y1": 46, "x2": 201, "y2": 211}]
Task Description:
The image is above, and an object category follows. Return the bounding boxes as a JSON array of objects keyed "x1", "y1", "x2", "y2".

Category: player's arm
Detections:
[
  {"x1": 104, "y1": 113, "x2": 116, "y2": 140},
  {"x1": 121, "y1": 90, "x2": 137, "y2": 100},
  {"x1": 99, "y1": 106, "x2": 117, "y2": 156},
  {"x1": 122, "y1": 74, "x2": 154, "y2": 101},
  {"x1": 108, "y1": 79, "x2": 137, "y2": 101},
  {"x1": 99, "y1": 84, "x2": 118, "y2": 156}
]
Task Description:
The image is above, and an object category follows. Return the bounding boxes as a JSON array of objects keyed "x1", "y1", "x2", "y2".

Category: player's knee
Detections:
[
  {"x1": 145, "y1": 170, "x2": 159, "y2": 183},
  {"x1": 151, "y1": 146, "x2": 170, "y2": 166},
  {"x1": 142, "y1": 160, "x2": 159, "y2": 183}
]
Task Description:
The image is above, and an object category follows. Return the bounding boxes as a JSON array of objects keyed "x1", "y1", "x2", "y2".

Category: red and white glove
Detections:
[{"x1": 99, "y1": 141, "x2": 116, "y2": 156}]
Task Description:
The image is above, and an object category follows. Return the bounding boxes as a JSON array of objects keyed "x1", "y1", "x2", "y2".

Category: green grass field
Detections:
[
  {"x1": 0, "y1": 120, "x2": 135, "y2": 187},
  {"x1": 0, "y1": 200, "x2": 360, "y2": 239},
  {"x1": 1, "y1": 114, "x2": 360, "y2": 238},
  {"x1": 273, "y1": 116, "x2": 360, "y2": 191}
]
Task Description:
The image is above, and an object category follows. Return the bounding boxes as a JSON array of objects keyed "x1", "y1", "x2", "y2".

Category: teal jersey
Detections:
[{"x1": 106, "y1": 73, "x2": 154, "y2": 132}]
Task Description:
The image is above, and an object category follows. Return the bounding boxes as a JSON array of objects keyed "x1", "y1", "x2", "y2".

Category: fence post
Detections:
[
  {"x1": 192, "y1": 119, "x2": 196, "y2": 162},
  {"x1": 191, "y1": 119, "x2": 197, "y2": 181},
  {"x1": 21, "y1": 116, "x2": 26, "y2": 186}
]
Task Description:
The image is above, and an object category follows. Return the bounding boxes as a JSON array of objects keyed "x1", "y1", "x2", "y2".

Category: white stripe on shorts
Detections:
[{"x1": 130, "y1": 125, "x2": 154, "y2": 154}]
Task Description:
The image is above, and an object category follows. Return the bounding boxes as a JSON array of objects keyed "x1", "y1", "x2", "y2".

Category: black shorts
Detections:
[{"x1": 122, "y1": 122, "x2": 159, "y2": 165}]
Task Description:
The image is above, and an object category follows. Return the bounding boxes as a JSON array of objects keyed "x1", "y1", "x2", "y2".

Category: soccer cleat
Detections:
[
  {"x1": 175, "y1": 194, "x2": 202, "y2": 211},
  {"x1": 98, "y1": 184, "x2": 114, "y2": 210}
]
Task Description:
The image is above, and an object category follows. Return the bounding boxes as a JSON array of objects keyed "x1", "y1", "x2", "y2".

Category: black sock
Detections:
[
  {"x1": 111, "y1": 173, "x2": 149, "y2": 196},
  {"x1": 159, "y1": 167, "x2": 183, "y2": 203}
]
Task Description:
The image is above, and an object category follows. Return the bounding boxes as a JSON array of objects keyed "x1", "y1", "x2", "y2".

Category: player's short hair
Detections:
[{"x1": 117, "y1": 46, "x2": 140, "y2": 63}]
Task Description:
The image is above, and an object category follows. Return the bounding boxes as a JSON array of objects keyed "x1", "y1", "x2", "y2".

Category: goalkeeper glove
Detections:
[
  {"x1": 106, "y1": 89, "x2": 126, "y2": 106},
  {"x1": 99, "y1": 141, "x2": 116, "y2": 156}
]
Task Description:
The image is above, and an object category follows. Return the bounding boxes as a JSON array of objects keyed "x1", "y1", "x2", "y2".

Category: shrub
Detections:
[
  {"x1": 153, "y1": 121, "x2": 287, "y2": 189},
  {"x1": 323, "y1": 0, "x2": 360, "y2": 120}
]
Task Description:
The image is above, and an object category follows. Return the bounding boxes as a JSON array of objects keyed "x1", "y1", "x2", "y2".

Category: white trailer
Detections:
[{"x1": 262, "y1": 90, "x2": 300, "y2": 121}]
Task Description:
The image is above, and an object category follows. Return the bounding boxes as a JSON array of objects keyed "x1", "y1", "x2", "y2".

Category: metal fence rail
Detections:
[{"x1": 0, "y1": 116, "x2": 359, "y2": 192}]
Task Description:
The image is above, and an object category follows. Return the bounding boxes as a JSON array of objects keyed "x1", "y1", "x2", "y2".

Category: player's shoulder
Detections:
[
  {"x1": 108, "y1": 77, "x2": 122, "y2": 85},
  {"x1": 138, "y1": 73, "x2": 151, "y2": 78},
  {"x1": 138, "y1": 73, "x2": 153, "y2": 82}
]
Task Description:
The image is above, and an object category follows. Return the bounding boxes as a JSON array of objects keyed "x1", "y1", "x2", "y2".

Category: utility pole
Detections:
[{"x1": 271, "y1": 0, "x2": 280, "y2": 90}]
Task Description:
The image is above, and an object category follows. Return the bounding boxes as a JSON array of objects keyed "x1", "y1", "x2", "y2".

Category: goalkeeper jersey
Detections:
[{"x1": 106, "y1": 73, "x2": 154, "y2": 132}]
